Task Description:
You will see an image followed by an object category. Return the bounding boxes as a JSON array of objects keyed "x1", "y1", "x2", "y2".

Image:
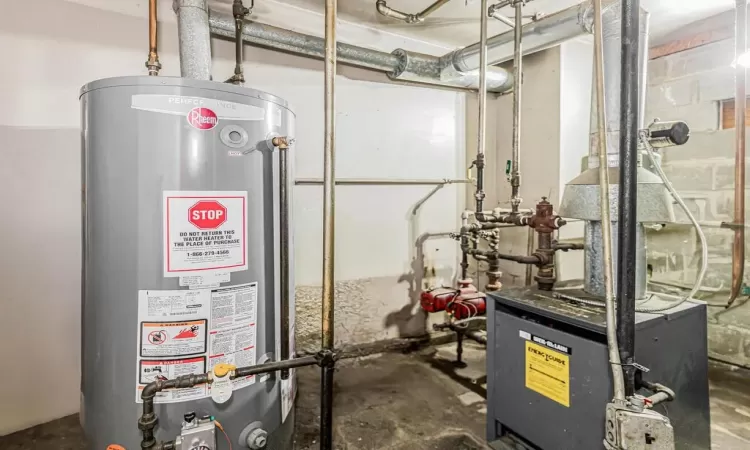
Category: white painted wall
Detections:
[
  {"x1": 466, "y1": 48, "x2": 565, "y2": 286},
  {"x1": 557, "y1": 38, "x2": 594, "y2": 282},
  {"x1": 0, "y1": 0, "x2": 464, "y2": 435},
  {"x1": 463, "y1": 40, "x2": 594, "y2": 288}
]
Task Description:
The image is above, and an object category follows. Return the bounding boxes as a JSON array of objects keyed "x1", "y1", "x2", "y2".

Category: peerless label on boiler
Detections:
[{"x1": 163, "y1": 191, "x2": 249, "y2": 277}]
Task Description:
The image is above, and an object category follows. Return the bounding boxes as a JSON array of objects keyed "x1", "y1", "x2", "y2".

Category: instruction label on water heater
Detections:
[
  {"x1": 164, "y1": 191, "x2": 248, "y2": 277},
  {"x1": 135, "y1": 283, "x2": 258, "y2": 404}
]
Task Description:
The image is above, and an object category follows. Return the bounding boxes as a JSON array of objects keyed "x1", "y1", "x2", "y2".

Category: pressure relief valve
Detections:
[{"x1": 211, "y1": 363, "x2": 236, "y2": 404}]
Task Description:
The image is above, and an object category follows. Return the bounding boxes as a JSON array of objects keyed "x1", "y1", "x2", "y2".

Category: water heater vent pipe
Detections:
[{"x1": 174, "y1": 0, "x2": 212, "y2": 79}]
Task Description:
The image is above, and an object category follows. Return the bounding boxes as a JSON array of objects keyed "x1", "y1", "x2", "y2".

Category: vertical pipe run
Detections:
[
  {"x1": 320, "y1": 365, "x2": 335, "y2": 450},
  {"x1": 321, "y1": 0, "x2": 337, "y2": 357},
  {"x1": 279, "y1": 147, "x2": 290, "y2": 379},
  {"x1": 617, "y1": 0, "x2": 640, "y2": 397},
  {"x1": 320, "y1": 1, "x2": 337, "y2": 449},
  {"x1": 227, "y1": 0, "x2": 249, "y2": 84},
  {"x1": 174, "y1": 0, "x2": 212, "y2": 80},
  {"x1": 475, "y1": 0, "x2": 489, "y2": 213},
  {"x1": 593, "y1": 0, "x2": 625, "y2": 402},
  {"x1": 146, "y1": 0, "x2": 161, "y2": 75},
  {"x1": 510, "y1": 1, "x2": 523, "y2": 213},
  {"x1": 525, "y1": 227, "x2": 534, "y2": 286},
  {"x1": 729, "y1": 0, "x2": 747, "y2": 305}
]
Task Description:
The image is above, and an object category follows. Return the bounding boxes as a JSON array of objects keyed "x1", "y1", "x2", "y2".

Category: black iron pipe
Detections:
[
  {"x1": 463, "y1": 246, "x2": 540, "y2": 265},
  {"x1": 434, "y1": 322, "x2": 487, "y2": 345},
  {"x1": 279, "y1": 146, "x2": 291, "y2": 380},
  {"x1": 139, "y1": 374, "x2": 209, "y2": 450},
  {"x1": 617, "y1": 0, "x2": 640, "y2": 397},
  {"x1": 460, "y1": 235, "x2": 469, "y2": 279},
  {"x1": 475, "y1": 154, "x2": 486, "y2": 213},
  {"x1": 234, "y1": 355, "x2": 318, "y2": 377},
  {"x1": 552, "y1": 241, "x2": 584, "y2": 251},
  {"x1": 320, "y1": 365, "x2": 335, "y2": 450},
  {"x1": 226, "y1": 0, "x2": 248, "y2": 84}
]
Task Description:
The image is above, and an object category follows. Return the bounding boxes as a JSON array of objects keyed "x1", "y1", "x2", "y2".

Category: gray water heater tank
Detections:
[{"x1": 80, "y1": 76, "x2": 296, "y2": 450}]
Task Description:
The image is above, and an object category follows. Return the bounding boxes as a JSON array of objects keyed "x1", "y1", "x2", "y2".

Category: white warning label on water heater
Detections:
[
  {"x1": 164, "y1": 191, "x2": 248, "y2": 277},
  {"x1": 135, "y1": 283, "x2": 259, "y2": 404}
]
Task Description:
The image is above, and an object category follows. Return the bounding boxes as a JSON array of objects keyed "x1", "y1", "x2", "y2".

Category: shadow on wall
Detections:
[
  {"x1": 295, "y1": 185, "x2": 459, "y2": 347},
  {"x1": 387, "y1": 184, "x2": 456, "y2": 338},
  {"x1": 647, "y1": 192, "x2": 750, "y2": 290}
]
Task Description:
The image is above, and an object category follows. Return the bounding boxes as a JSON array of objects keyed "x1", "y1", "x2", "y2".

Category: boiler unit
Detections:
[{"x1": 80, "y1": 76, "x2": 296, "y2": 450}]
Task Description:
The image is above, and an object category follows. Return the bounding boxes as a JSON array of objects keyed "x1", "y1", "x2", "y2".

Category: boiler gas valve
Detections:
[{"x1": 420, "y1": 279, "x2": 486, "y2": 319}]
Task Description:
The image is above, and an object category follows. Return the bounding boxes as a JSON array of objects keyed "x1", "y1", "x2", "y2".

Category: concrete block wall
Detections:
[{"x1": 646, "y1": 38, "x2": 750, "y2": 367}]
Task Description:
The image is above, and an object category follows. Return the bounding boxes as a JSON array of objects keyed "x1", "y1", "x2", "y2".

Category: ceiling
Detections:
[{"x1": 229, "y1": 0, "x2": 736, "y2": 49}]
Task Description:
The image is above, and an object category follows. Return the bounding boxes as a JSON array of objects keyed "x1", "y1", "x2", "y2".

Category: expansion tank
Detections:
[{"x1": 80, "y1": 76, "x2": 295, "y2": 449}]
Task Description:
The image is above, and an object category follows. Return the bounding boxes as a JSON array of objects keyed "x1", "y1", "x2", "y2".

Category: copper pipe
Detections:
[
  {"x1": 729, "y1": 0, "x2": 747, "y2": 306},
  {"x1": 145, "y1": 0, "x2": 161, "y2": 75}
]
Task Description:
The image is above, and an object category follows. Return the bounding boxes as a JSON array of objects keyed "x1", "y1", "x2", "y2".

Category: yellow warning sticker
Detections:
[{"x1": 525, "y1": 340, "x2": 570, "y2": 407}]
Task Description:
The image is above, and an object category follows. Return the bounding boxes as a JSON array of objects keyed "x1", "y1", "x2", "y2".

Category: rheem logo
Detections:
[
  {"x1": 187, "y1": 107, "x2": 218, "y2": 130},
  {"x1": 188, "y1": 200, "x2": 227, "y2": 229}
]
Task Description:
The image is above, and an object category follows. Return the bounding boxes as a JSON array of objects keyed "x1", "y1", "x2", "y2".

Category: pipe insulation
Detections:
[
  {"x1": 208, "y1": 10, "x2": 513, "y2": 92},
  {"x1": 174, "y1": 0, "x2": 212, "y2": 79},
  {"x1": 446, "y1": 0, "x2": 604, "y2": 73}
]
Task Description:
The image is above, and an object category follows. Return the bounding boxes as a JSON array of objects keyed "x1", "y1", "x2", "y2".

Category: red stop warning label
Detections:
[
  {"x1": 188, "y1": 200, "x2": 228, "y2": 230},
  {"x1": 164, "y1": 191, "x2": 248, "y2": 276}
]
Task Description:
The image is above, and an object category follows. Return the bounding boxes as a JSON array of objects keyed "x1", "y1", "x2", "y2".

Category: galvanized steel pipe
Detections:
[
  {"x1": 320, "y1": 2, "x2": 337, "y2": 449},
  {"x1": 510, "y1": 0, "x2": 523, "y2": 212},
  {"x1": 476, "y1": 0, "x2": 489, "y2": 212},
  {"x1": 447, "y1": 0, "x2": 601, "y2": 72},
  {"x1": 321, "y1": 0, "x2": 337, "y2": 354},
  {"x1": 174, "y1": 0, "x2": 212, "y2": 79},
  {"x1": 592, "y1": 0, "x2": 624, "y2": 402},
  {"x1": 295, "y1": 178, "x2": 470, "y2": 186},
  {"x1": 208, "y1": 9, "x2": 513, "y2": 92},
  {"x1": 210, "y1": 10, "x2": 398, "y2": 71}
]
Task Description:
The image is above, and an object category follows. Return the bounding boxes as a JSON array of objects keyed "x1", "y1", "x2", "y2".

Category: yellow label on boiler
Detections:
[{"x1": 525, "y1": 340, "x2": 570, "y2": 407}]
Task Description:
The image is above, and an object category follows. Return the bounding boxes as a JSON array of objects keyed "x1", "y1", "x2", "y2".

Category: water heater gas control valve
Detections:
[
  {"x1": 211, "y1": 364, "x2": 236, "y2": 404},
  {"x1": 175, "y1": 414, "x2": 217, "y2": 450}
]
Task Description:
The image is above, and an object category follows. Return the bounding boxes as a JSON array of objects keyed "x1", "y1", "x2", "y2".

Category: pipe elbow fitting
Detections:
[
  {"x1": 376, "y1": 0, "x2": 408, "y2": 21},
  {"x1": 141, "y1": 380, "x2": 163, "y2": 401},
  {"x1": 375, "y1": 0, "x2": 388, "y2": 15},
  {"x1": 406, "y1": 14, "x2": 425, "y2": 24}
]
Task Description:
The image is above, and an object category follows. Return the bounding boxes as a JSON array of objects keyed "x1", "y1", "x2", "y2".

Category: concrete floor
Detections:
[{"x1": 1, "y1": 343, "x2": 749, "y2": 450}]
